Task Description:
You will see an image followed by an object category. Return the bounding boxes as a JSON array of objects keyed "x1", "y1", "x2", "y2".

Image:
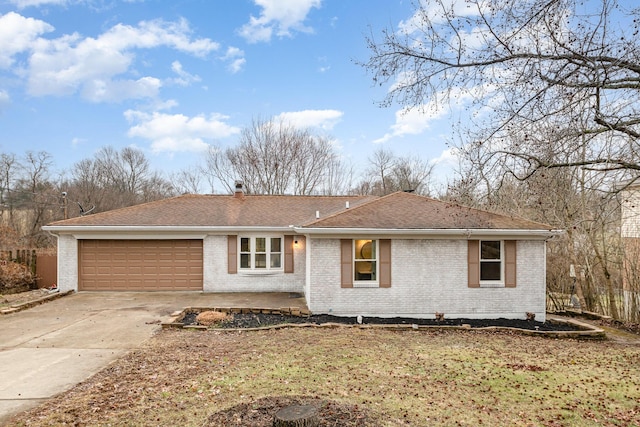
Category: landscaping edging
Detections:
[
  {"x1": 163, "y1": 307, "x2": 606, "y2": 340},
  {"x1": 0, "y1": 290, "x2": 74, "y2": 315}
]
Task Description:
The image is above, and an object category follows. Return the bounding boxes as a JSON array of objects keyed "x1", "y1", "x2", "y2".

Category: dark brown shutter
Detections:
[
  {"x1": 379, "y1": 239, "x2": 391, "y2": 288},
  {"x1": 505, "y1": 240, "x2": 517, "y2": 288},
  {"x1": 284, "y1": 235, "x2": 294, "y2": 273},
  {"x1": 340, "y1": 239, "x2": 353, "y2": 288},
  {"x1": 468, "y1": 240, "x2": 480, "y2": 288},
  {"x1": 227, "y1": 235, "x2": 237, "y2": 274}
]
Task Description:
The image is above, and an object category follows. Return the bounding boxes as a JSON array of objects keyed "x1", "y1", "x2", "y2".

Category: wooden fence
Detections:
[{"x1": 0, "y1": 248, "x2": 57, "y2": 289}]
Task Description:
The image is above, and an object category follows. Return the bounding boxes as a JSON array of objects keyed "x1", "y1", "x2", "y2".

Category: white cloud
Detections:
[
  {"x1": 239, "y1": 0, "x2": 322, "y2": 43},
  {"x1": 9, "y1": 0, "x2": 69, "y2": 8},
  {"x1": 228, "y1": 58, "x2": 246, "y2": 74},
  {"x1": 221, "y1": 47, "x2": 245, "y2": 74},
  {"x1": 82, "y1": 76, "x2": 162, "y2": 102},
  {"x1": 0, "y1": 90, "x2": 10, "y2": 113},
  {"x1": 26, "y1": 18, "x2": 218, "y2": 101},
  {"x1": 0, "y1": 12, "x2": 53, "y2": 69},
  {"x1": 399, "y1": 0, "x2": 484, "y2": 33},
  {"x1": 374, "y1": 106, "x2": 446, "y2": 144},
  {"x1": 276, "y1": 109, "x2": 343, "y2": 130},
  {"x1": 154, "y1": 99, "x2": 179, "y2": 111},
  {"x1": 169, "y1": 61, "x2": 201, "y2": 86},
  {"x1": 124, "y1": 110, "x2": 241, "y2": 153},
  {"x1": 375, "y1": 85, "x2": 483, "y2": 143}
]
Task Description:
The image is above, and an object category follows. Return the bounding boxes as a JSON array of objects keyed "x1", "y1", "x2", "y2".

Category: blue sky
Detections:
[{"x1": 0, "y1": 0, "x2": 459, "y2": 190}]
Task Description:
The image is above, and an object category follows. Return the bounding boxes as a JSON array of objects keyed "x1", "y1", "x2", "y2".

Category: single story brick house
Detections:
[{"x1": 43, "y1": 187, "x2": 560, "y2": 320}]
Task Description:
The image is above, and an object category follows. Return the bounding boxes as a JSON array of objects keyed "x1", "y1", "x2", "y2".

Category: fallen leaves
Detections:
[{"x1": 8, "y1": 328, "x2": 640, "y2": 427}]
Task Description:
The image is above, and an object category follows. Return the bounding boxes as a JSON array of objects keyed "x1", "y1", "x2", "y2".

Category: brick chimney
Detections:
[{"x1": 234, "y1": 181, "x2": 245, "y2": 199}]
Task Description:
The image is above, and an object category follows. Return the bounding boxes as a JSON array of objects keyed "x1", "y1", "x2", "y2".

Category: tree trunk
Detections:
[{"x1": 273, "y1": 405, "x2": 319, "y2": 427}]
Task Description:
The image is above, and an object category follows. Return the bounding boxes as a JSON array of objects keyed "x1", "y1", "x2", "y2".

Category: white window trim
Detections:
[
  {"x1": 353, "y1": 239, "x2": 379, "y2": 288},
  {"x1": 479, "y1": 239, "x2": 504, "y2": 287},
  {"x1": 238, "y1": 235, "x2": 284, "y2": 273}
]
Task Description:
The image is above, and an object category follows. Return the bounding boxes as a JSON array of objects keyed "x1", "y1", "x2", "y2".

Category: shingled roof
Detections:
[
  {"x1": 45, "y1": 191, "x2": 555, "y2": 233},
  {"x1": 46, "y1": 194, "x2": 375, "y2": 228},
  {"x1": 302, "y1": 191, "x2": 554, "y2": 230}
]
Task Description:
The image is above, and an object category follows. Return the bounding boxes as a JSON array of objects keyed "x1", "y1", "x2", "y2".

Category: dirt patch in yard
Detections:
[{"x1": 204, "y1": 395, "x2": 372, "y2": 426}]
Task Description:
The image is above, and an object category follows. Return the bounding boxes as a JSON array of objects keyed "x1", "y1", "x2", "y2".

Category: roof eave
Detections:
[
  {"x1": 41, "y1": 225, "x2": 564, "y2": 240},
  {"x1": 42, "y1": 225, "x2": 297, "y2": 235},
  {"x1": 295, "y1": 227, "x2": 564, "y2": 239}
]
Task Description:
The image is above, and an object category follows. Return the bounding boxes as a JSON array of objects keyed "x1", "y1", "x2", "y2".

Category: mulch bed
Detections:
[
  {"x1": 181, "y1": 312, "x2": 578, "y2": 331},
  {"x1": 204, "y1": 395, "x2": 375, "y2": 426}
]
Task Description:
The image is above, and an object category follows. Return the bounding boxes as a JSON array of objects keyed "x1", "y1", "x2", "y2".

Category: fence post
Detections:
[{"x1": 31, "y1": 249, "x2": 37, "y2": 276}]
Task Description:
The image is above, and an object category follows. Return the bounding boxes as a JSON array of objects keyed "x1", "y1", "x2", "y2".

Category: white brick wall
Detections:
[
  {"x1": 203, "y1": 235, "x2": 306, "y2": 293},
  {"x1": 56, "y1": 234, "x2": 78, "y2": 293},
  {"x1": 54, "y1": 232, "x2": 546, "y2": 321},
  {"x1": 308, "y1": 238, "x2": 547, "y2": 321}
]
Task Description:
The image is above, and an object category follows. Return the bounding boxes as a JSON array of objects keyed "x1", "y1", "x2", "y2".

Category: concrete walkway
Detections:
[{"x1": 0, "y1": 291, "x2": 306, "y2": 425}]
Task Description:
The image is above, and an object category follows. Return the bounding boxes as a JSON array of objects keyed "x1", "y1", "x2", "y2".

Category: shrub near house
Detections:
[{"x1": 0, "y1": 261, "x2": 35, "y2": 294}]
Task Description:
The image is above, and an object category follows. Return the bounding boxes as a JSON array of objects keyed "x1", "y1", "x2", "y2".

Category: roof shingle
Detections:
[
  {"x1": 45, "y1": 191, "x2": 553, "y2": 231},
  {"x1": 303, "y1": 192, "x2": 553, "y2": 230},
  {"x1": 46, "y1": 194, "x2": 375, "y2": 228}
]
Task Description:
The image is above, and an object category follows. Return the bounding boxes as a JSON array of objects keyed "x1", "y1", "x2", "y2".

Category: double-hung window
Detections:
[
  {"x1": 239, "y1": 236, "x2": 282, "y2": 271},
  {"x1": 480, "y1": 240, "x2": 502, "y2": 284},
  {"x1": 354, "y1": 239, "x2": 377, "y2": 283}
]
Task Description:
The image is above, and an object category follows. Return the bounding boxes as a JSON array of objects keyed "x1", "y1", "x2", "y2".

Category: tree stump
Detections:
[{"x1": 273, "y1": 404, "x2": 319, "y2": 427}]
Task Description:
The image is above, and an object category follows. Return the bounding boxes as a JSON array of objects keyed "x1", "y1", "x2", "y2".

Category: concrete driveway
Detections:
[{"x1": 0, "y1": 291, "x2": 306, "y2": 425}]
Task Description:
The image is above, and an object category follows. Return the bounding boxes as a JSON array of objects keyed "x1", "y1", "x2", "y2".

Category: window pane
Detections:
[
  {"x1": 256, "y1": 238, "x2": 266, "y2": 253},
  {"x1": 240, "y1": 254, "x2": 251, "y2": 269},
  {"x1": 270, "y1": 253, "x2": 281, "y2": 268},
  {"x1": 356, "y1": 240, "x2": 375, "y2": 260},
  {"x1": 481, "y1": 261, "x2": 501, "y2": 281},
  {"x1": 481, "y1": 241, "x2": 501, "y2": 260},
  {"x1": 255, "y1": 254, "x2": 266, "y2": 268},
  {"x1": 271, "y1": 238, "x2": 281, "y2": 253},
  {"x1": 240, "y1": 237, "x2": 250, "y2": 253},
  {"x1": 355, "y1": 260, "x2": 374, "y2": 281}
]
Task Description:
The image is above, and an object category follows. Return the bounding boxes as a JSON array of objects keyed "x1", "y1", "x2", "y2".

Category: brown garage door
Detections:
[{"x1": 78, "y1": 240, "x2": 203, "y2": 291}]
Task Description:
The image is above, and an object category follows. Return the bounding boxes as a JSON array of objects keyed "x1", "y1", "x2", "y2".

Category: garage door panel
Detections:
[{"x1": 79, "y1": 239, "x2": 203, "y2": 291}]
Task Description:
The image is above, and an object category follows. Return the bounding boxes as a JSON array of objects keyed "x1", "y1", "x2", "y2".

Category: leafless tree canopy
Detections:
[
  {"x1": 66, "y1": 146, "x2": 175, "y2": 213},
  {"x1": 355, "y1": 148, "x2": 434, "y2": 196},
  {"x1": 202, "y1": 118, "x2": 351, "y2": 195},
  {"x1": 363, "y1": 0, "x2": 640, "y2": 179}
]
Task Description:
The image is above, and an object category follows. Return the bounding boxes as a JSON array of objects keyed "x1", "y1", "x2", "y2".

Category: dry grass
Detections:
[
  {"x1": 9, "y1": 328, "x2": 640, "y2": 427},
  {"x1": 196, "y1": 310, "x2": 231, "y2": 326}
]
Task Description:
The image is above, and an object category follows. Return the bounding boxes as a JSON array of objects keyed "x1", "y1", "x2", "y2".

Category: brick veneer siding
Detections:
[
  {"x1": 203, "y1": 235, "x2": 306, "y2": 293},
  {"x1": 307, "y1": 238, "x2": 547, "y2": 321},
  {"x1": 56, "y1": 234, "x2": 78, "y2": 293}
]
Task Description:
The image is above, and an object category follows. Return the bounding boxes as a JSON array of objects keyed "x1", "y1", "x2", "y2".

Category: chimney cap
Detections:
[{"x1": 234, "y1": 181, "x2": 245, "y2": 198}]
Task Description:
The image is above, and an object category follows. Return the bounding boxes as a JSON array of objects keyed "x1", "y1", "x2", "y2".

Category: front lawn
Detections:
[{"x1": 10, "y1": 328, "x2": 640, "y2": 426}]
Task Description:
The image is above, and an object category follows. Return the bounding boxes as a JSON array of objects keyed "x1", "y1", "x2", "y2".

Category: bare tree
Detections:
[
  {"x1": 0, "y1": 153, "x2": 18, "y2": 230},
  {"x1": 367, "y1": 148, "x2": 396, "y2": 195},
  {"x1": 171, "y1": 169, "x2": 203, "y2": 194},
  {"x1": 66, "y1": 146, "x2": 175, "y2": 214},
  {"x1": 203, "y1": 117, "x2": 348, "y2": 195},
  {"x1": 12, "y1": 151, "x2": 58, "y2": 245},
  {"x1": 357, "y1": 148, "x2": 434, "y2": 196},
  {"x1": 362, "y1": 0, "x2": 640, "y2": 182}
]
